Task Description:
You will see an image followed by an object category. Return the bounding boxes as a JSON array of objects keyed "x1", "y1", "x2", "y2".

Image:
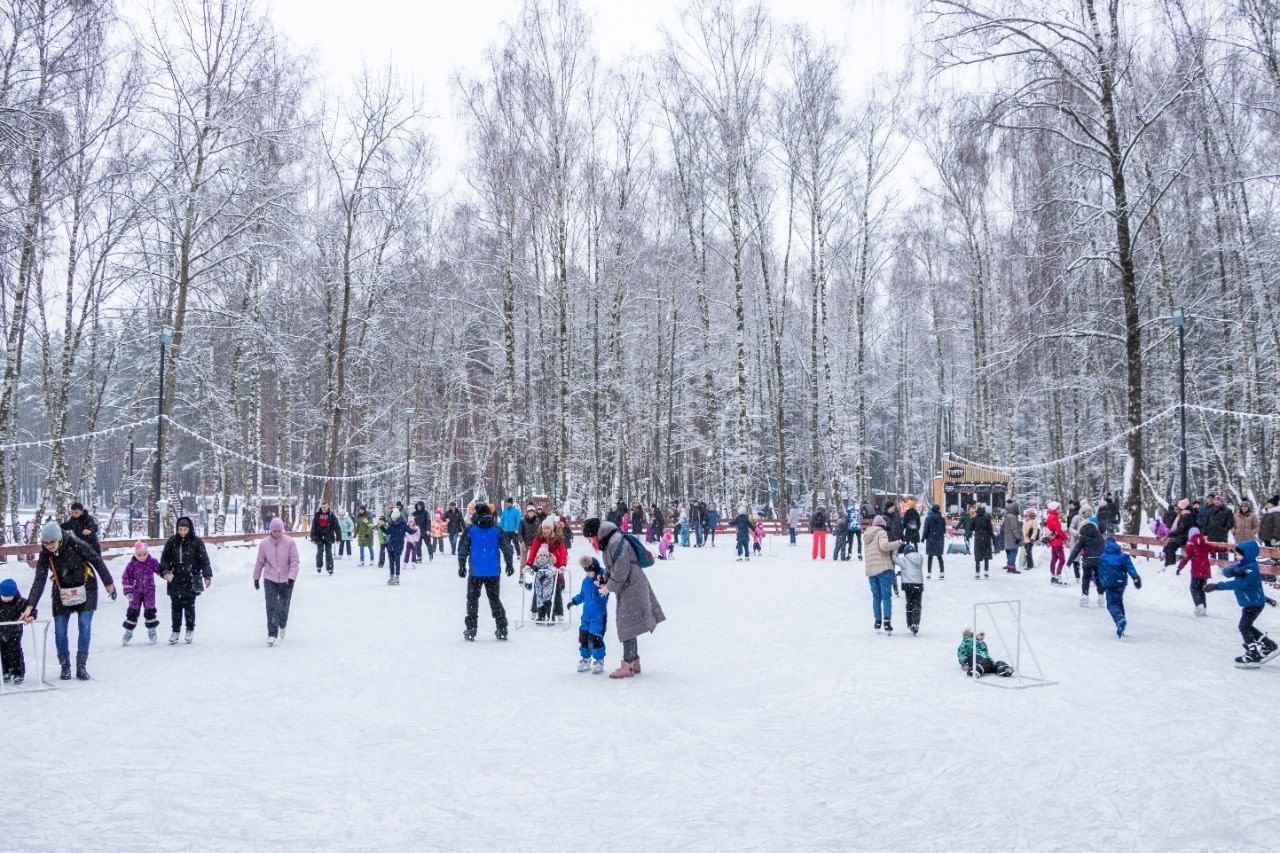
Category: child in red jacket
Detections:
[{"x1": 1177, "y1": 528, "x2": 1212, "y2": 617}]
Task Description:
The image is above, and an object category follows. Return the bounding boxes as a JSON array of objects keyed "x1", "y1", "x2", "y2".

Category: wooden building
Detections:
[{"x1": 930, "y1": 456, "x2": 1012, "y2": 514}]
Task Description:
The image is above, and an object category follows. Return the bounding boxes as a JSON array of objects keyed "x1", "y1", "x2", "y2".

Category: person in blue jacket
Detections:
[
  {"x1": 845, "y1": 503, "x2": 863, "y2": 560},
  {"x1": 705, "y1": 505, "x2": 720, "y2": 547},
  {"x1": 730, "y1": 507, "x2": 752, "y2": 561},
  {"x1": 498, "y1": 497, "x2": 522, "y2": 575},
  {"x1": 570, "y1": 556, "x2": 610, "y2": 673},
  {"x1": 1098, "y1": 539, "x2": 1142, "y2": 638},
  {"x1": 382, "y1": 510, "x2": 409, "y2": 585},
  {"x1": 458, "y1": 501, "x2": 511, "y2": 641},
  {"x1": 1205, "y1": 540, "x2": 1278, "y2": 666}
]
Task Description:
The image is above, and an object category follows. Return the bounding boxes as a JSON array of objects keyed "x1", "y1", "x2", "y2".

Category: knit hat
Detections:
[
  {"x1": 872, "y1": 515, "x2": 886, "y2": 527},
  {"x1": 1047, "y1": 500, "x2": 1060, "y2": 511},
  {"x1": 1177, "y1": 498, "x2": 1190, "y2": 510},
  {"x1": 40, "y1": 520, "x2": 62, "y2": 541},
  {"x1": 391, "y1": 509, "x2": 401, "y2": 521},
  {"x1": 1188, "y1": 527, "x2": 1200, "y2": 539},
  {"x1": 0, "y1": 578, "x2": 18, "y2": 598},
  {"x1": 133, "y1": 540, "x2": 149, "y2": 556},
  {"x1": 270, "y1": 517, "x2": 285, "y2": 533}
]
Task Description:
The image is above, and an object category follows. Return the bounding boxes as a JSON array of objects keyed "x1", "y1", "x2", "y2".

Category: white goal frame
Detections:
[
  {"x1": 971, "y1": 600, "x2": 1054, "y2": 689},
  {"x1": 0, "y1": 619, "x2": 58, "y2": 695}
]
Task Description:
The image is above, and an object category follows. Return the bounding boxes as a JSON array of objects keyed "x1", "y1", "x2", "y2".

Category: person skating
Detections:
[
  {"x1": 310, "y1": 501, "x2": 338, "y2": 575},
  {"x1": 971, "y1": 505, "x2": 995, "y2": 579},
  {"x1": 445, "y1": 502, "x2": 465, "y2": 554},
  {"x1": 1177, "y1": 529, "x2": 1213, "y2": 616},
  {"x1": 705, "y1": 504, "x2": 720, "y2": 547},
  {"x1": 956, "y1": 629, "x2": 1014, "y2": 678},
  {"x1": 1022, "y1": 507, "x2": 1042, "y2": 570},
  {"x1": 752, "y1": 517, "x2": 765, "y2": 556},
  {"x1": 383, "y1": 510, "x2": 408, "y2": 585},
  {"x1": 730, "y1": 506, "x2": 752, "y2": 561},
  {"x1": 832, "y1": 513, "x2": 849, "y2": 561},
  {"x1": 120, "y1": 541, "x2": 162, "y2": 645},
  {"x1": 1260, "y1": 496, "x2": 1280, "y2": 547},
  {"x1": 430, "y1": 508, "x2": 447, "y2": 558},
  {"x1": 1097, "y1": 493, "x2": 1120, "y2": 535},
  {"x1": 404, "y1": 520, "x2": 422, "y2": 565},
  {"x1": 864, "y1": 516, "x2": 901, "y2": 633},
  {"x1": 337, "y1": 509, "x2": 354, "y2": 561},
  {"x1": 810, "y1": 505, "x2": 828, "y2": 560},
  {"x1": 254, "y1": 517, "x2": 299, "y2": 645},
  {"x1": 1068, "y1": 501, "x2": 1093, "y2": 579},
  {"x1": 881, "y1": 501, "x2": 903, "y2": 542},
  {"x1": 160, "y1": 516, "x2": 213, "y2": 645},
  {"x1": 569, "y1": 556, "x2": 609, "y2": 673},
  {"x1": 894, "y1": 543, "x2": 925, "y2": 635},
  {"x1": 1001, "y1": 502, "x2": 1023, "y2": 573},
  {"x1": 1204, "y1": 540, "x2": 1279, "y2": 667},
  {"x1": 902, "y1": 499, "x2": 921, "y2": 546},
  {"x1": 787, "y1": 504, "x2": 801, "y2": 546},
  {"x1": 0, "y1": 579, "x2": 34, "y2": 685},
  {"x1": 526, "y1": 516, "x2": 568, "y2": 623},
  {"x1": 375, "y1": 515, "x2": 389, "y2": 568},
  {"x1": 61, "y1": 501, "x2": 102, "y2": 554},
  {"x1": 458, "y1": 501, "x2": 510, "y2": 641},
  {"x1": 355, "y1": 510, "x2": 374, "y2": 566},
  {"x1": 581, "y1": 517, "x2": 665, "y2": 678},
  {"x1": 845, "y1": 502, "x2": 863, "y2": 560},
  {"x1": 22, "y1": 520, "x2": 115, "y2": 680},
  {"x1": 1045, "y1": 501, "x2": 1068, "y2": 578},
  {"x1": 922, "y1": 504, "x2": 946, "y2": 578},
  {"x1": 1098, "y1": 539, "x2": 1142, "y2": 638},
  {"x1": 412, "y1": 501, "x2": 431, "y2": 562}
]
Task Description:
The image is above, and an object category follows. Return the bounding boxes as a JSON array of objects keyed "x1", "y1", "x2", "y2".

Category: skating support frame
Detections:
[
  {"x1": 515, "y1": 566, "x2": 573, "y2": 630},
  {"x1": 971, "y1": 600, "x2": 1054, "y2": 689},
  {"x1": 0, "y1": 619, "x2": 58, "y2": 695}
]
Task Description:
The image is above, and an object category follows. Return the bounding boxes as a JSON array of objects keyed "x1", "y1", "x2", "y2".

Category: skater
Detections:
[
  {"x1": 0, "y1": 579, "x2": 34, "y2": 685},
  {"x1": 629, "y1": 503, "x2": 646, "y2": 540},
  {"x1": 569, "y1": 556, "x2": 609, "y2": 673},
  {"x1": 1067, "y1": 515, "x2": 1106, "y2": 604},
  {"x1": 731, "y1": 506, "x2": 752, "y2": 561},
  {"x1": 691, "y1": 500, "x2": 707, "y2": 547},
  {"x1": 445, "y1": 501, "x2": 465, "y2": 554},
  {"x1": 1163, "y1": 499, "x2": 1196, "y2": 566},
  {"x1": 253, "y1": 517, "x2": 299, "y2": 645},
  {"x1": 1068, "y1": 500, "x2": 1093, "y2": 578},
  {"x1": 1045, "y1": 501, "x2": 1067, "y2": 578},
  {"x1": 960, "y1": 505, "x2": 975, "y2": 552},
  {"x1": 526, "y1": 516, "x2": 568, "y2": 622},
  {"x1": 971, "y1": 504, "x2": 995, "y2": 579},
  {"x1": 431, "y1": 508, "x2": 447, "y2": 558},
  {"x1": 881, "y1": 501, "x2": 903, "y2": 542},
  {"x1": 375, "y1": 515, "x2": 389, "y2": 568},
  {"x1": 499, "y1": 497, "x2": 522, "y2": 574},
  {"x1": 1177, "y1": 529, "x2": 1212, "y2": 616},
  {"x1": 894, "y1": 543, "x2": 925, "y2": 635},
  {"x1": 705, "y1": 504, "x2": 720, "y2": 547},
  {"x1": 752, "y1": 517, "x2": 765, "y2": 556},
  {"x1": 1022, "y1": 506, "x2": 1042, "y2": 570},
  {"x1": 1204, "y1": 540, "x2": 1278, "y2": 667},
  {"x1": 383, "y1": 510, "x2": 408, "y2": 585},
  {"x1": 412, "y1": 501, "x2": 431, "y2": 561},
  {"x1": 120, "y1": 541, "x2": 162, "y2": 645},
  {"x1": 787, "y1": 504, "x2": 801, "y2": 546},
  {"x1": 1260, "y1": 495, "x2": 1280, "y2": 546},
  {"x1": 23, "y1": 520, "x2": 115, "y2": 680},
  {"x1": 356, "y1": 510, "x2": 375, "y2": 566},
  {"x1": 1098, "y1": 539, "x2": 1142, "y2": 638},
  {"x1": 1097, "y1": 493, "x2": 1121, "y2": 535},
  {"x1": 61, "y1": 501, "x2": 102, "y2": 554},
  {"x1": 922, "y1": 504, "x2": 946, "y2": 578},
  {"x1": 310, "y1": 501, "x2": 338, "y2": 575},
  {"x1": 337, "y1": 509, "x2": 354, "y2": 561},
  {"x1": 863, "y1": 516, "x2": 901, "y2": 633},
  {"x1": 580, "y1": 517, "x2": 665, "y2": 679},
  {"x1": 1001, "y1": 501, "x2": 1023, "y2": 573},
  {"x1": 160, "y1": 516, "x2": 213, "y2": 645},
  {"x1": 832, "y1": 514, "x2": 849, "y2": 561},
  {"x1": 659, "y1": 529, "x2": 675, "y2": 560},
  {"x1": 404, "y1": 519, "x2": 422, "y2": 565},
  {"x1": 845, "y1": 502, "x2": 863, "y2": 560},
  {"x1": 956, "y1": 629, "x2": 1014, "y2": 677},
  {"x1": 902, "y1": 499, "x2": 921, "y2": 546},
  {"x1": 810, "y1": 505, "x2": 828, "y2": 560},
  {"x1": 458, "y1": 501, "x2": 510, "y2": 641}
]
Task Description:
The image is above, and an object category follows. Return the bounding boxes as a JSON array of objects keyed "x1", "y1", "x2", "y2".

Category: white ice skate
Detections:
[
  {"x1": 267, "y1": 636, "x2": 276, "y2": 647},
  {"x1": 591, "y1": 659, "x2": 604, "y2": 674},
  {"x1": 279, "y1": 628, "x2": 286, "y2": 641},
  {"x1": 1195, "y1": 604, "x2": 1206, "y2": 617},
  {"x1": 147, "y1": 628, "x2": 157, "y2": 644},
  {"x1": 1079, "y1": 595, "x2": 1089, "y2": 608},
  {"x1": 577, "y1": 658, "x2": 590, "y2": 672},
  {"x1": 1096, "y1": 595, "x2": 1104, "y2": 608},
  {"x1": 168, "y1": 632, "x2": 180, "y2": 645},
  {"x1": 122, "y1": 629, "x2": 133, "y2": 645},
  {"x1": 184, "y1": 629, "x2": 194, "y2": 644}
]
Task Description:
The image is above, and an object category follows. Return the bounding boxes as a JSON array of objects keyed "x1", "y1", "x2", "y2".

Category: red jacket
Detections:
[
  {"x1": 1046, "y1": 510, "x2": 1067, "y2": 547},
  {"x1": 1177, "y1": 533, "x2": 1212, "y2": 580},
  {"x1": 527, "y1": 537, "x2": 567, "y2": 569}
]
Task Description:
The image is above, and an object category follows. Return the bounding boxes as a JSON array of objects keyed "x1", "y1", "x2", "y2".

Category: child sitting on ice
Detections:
[
  {"x1": 121, "y1": 540, "x2": 163, "y2": 644},
  {"x1": 1, "y1": 578, "x2": 34, "y2": 685},
  {"x1": 659, "y1": 529, "x2": 674, "y2": 560},
  {"x1": 752, "y1": 518, "x2": 765, "y2": 555},
  {"x1": 569, "y1": 556, "x2": 610, "y2": 673},
  {"x1": 956, "y1": 628, "x2": 1014, "y2": 677}
]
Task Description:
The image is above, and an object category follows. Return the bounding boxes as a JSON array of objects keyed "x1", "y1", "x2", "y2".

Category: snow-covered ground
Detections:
[{"x1": 5, "y1": 535, "x2": 1278, "y2": 852}]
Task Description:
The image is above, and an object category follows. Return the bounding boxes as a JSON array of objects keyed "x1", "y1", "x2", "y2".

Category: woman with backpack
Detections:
[{"x1": 581, "y1": 517, "x2": 665, "y2": 678}]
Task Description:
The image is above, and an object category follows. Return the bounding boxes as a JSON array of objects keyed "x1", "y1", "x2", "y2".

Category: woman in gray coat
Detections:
[
  {"x1": 582, "y1": 518, "x2": 665, "y2": 679},
  {"x1": 1001, "y1": 502, "x2": 1023, "y2": 573}
]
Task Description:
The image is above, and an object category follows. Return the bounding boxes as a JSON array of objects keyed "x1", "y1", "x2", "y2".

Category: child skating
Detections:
[
  {"x1": 160, "y1": 516, "x2": 213, "y2": 644},
  {"x1": 893, "y1": 543, "x2": 924, "y2": 635},
  {"x1": 752, "y1": 518, "x2": 765, "y2": 556},
  {"x1": 569, "y1": 556, "x2": 609, "y2": 673},
  {"x1": 121, "y1": 541, "x2": 163, "y2": 644},
  {"x1": 1204, "y1": 540, "x2": 1278, "y2": 668},
  {"x1": 1097, "y1": 539, "x2": 1142, "y2": 638},
  {"x1": 1176, "y1": 529, "x2": 1212, "y2": 616},
  {"x1": 731, "y1": 506, "x2": 752, "y2": 561},
  {"x1": 0, "y1": 578, "x2": 34, "y2": 685}
]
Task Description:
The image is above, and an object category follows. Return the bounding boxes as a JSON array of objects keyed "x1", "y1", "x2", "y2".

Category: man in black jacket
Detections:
[
  {"x1": 311, "y1": 501, "x2": 338, "y2": 575},
  {"x1": 61, "y1": 501, "x2": 101, "y2": 554},
  {"x1": 1067, "y1": 516, "x2": 1106, "y2": 603},
  {"x1": 1097, "y1": 494, "x2": 1120, "y2": 535},
  {"x1": 445, "y1": 502, "x2": 465, "y2": 554},
  {"x1": 1201, "y1": 494, "x2": 1235, "y2": 551},
  {"x1": 412, "y1": 501, "x2": 431, "y2": 562}
]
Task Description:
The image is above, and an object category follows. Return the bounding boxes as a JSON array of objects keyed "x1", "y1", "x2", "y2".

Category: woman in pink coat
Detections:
[{"x1": 254, "y1": 517, "x2": 299, "y2": 646}]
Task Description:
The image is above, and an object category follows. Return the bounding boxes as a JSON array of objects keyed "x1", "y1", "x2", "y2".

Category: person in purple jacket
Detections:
[
  {"x1": 121, "y1": 540, "x2": 163, "y2": 645},
  {"x1": 254, "y1": 517, "x2": 300, "y2": 646}
]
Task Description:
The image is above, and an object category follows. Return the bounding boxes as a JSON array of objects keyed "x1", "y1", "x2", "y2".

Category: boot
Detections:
[
  {"x1": 75, "y1": 652, "x2": 90, "y2": 681},
  {"x1": 1079, "y1": 595, "x2": 1090, "y2": 608},
  {"x1": 495, "y1": 626, "x2": 508, "y2": 641},
  {"x1": 59, "y1": 655, "x2": 71, "y2": 680},
  {"x1": 631, "y1": 658, "x2": 641, "y2": 675},
  {"x1": 591, "y1": 659, "x2": 604, "y2": 674},
  {"x1": 1235, "y1": 643, "x2": 1263, "y2": 667},
  {"x1": 608, "y1": 660, "x2": 635, "y2": 679},
  {"x1": 463, "y1": 628, "x2": 476, "y2": 641},
  {"x1": 577, "y1": 658, "x2": 591, "y2": 672}
]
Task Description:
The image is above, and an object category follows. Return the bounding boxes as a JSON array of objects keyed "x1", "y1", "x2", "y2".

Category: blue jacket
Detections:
[
  {"x1": 384, "y1": 517, "x2": 409, "y2": 552},
  {"x1": 731, "y1": 513, "x2": 751, "y2": 537},
  {"x1": 461, "y1": 516, "x2": 502, "y2": 577},
  {"x1": 570, "y1": 575, "x2": 609, "y2": 636},
  {"x1": 705, "y1": 509, "x2": 720, "y2": 530},
  {"x1": 1215, "y1": 540, "x2": 1266, "y2": 608},
  {"x1": 922, "y1": 507, "x2": 947, "y2": 556},
  {"x1": 1097, "y1": 540, "x2": 1140, "y2": 590},
  {"x1": 846, "y1": 506, "x2": 862, "y2": 530},
  {"x1": 499, "y1": 505, "x2": 522, "y2": 533}
]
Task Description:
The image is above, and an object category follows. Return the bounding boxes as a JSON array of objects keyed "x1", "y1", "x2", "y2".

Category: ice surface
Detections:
[{"x1": 5, "y1": 536, "x2": 1278, "y2": 852}]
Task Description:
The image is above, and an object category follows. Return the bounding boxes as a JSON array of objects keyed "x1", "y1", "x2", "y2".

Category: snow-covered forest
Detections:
[{"x1": 2, "y1": 0, "x2": 1278, "y2": 536}]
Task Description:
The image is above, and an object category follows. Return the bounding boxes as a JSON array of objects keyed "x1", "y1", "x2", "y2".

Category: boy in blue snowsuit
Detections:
[
  {"x1": 1205, "y1": 540, "x2": 1278, "y2": 667},
  {"x1": 730, "y1": 509, "x2": 752, "y2": 561},
  {"x1": 458, "y1": 502, "x2": 511, "y2": 641},
  {"x1": 1098, "y1": 539, "x2": 1142, "y2": 638},
  {"x1": 570, "y1": 556, "x2": 610, "y2": 673}
]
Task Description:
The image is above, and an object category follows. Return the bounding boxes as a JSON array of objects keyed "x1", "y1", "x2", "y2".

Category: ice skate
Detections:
[
  {"x1": 184, "y1": 629, "x2": 194, "y2": 644},
  {"x1": 386, "y1": 577, "x2": 395, "y2": 585},
  {"x1": 279, "y1": 629, "x2": 286, "y2": 641},
  {"x1": 1195, "y1": 604, "x2": 1206, "y2": 617},
  {"x1": 1235, "y1": 643, "x2": 1263, "y2": 668},
  {"x1": 874, "y1": 619, "x2": 881, "y2": 631},
  {"x1": 591, "y1": 659, "x2": 604, "y2": 674},
  {"x1": 983, "y1": 570, "x2": 989, "y2": 579},
  {"x1": 147, "y1": 628, "x2": 157, "y2": 644},
  {"x1": 267, "y1": 636, "x2": 276, "y2": 647},
  {"x1": 122, "y1": 629, "x2": 133, "y2": 645},
  {"x1": 577, "y1": 658, "x2": 590, "y2": 672},
  {"x1": 1260, "y1": 636, "x2": 1279, "y2": 663},
  {"x1": 495, "y1": 626, "x2": 508, "y2": 641},
  {"x1": 463, "y1": 629, "x2": 476, "y2": 641},
  {"x1": 1116, "y1": 618, "x2": 1126, "y2": 638},
  {"x1": 883, "y1": 620, "x2": 893, "y2": 635},
  {"x1": 11, "y1": 674, "x2": 22, "y2": 685},
  {"x1": 169, "y1": 632, "x2": 180, "y2": 645},
  {"x1": 609, "y1": 661, "x2": 635, "y2": 679},
  {"x1": 909, "y1": 624, "x2": 919, "y2": 636}
]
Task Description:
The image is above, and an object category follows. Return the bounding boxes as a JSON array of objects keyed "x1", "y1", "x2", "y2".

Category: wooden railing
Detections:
[
  {"x1": 0, "y1": 531, "x2": 307, "y2": 560},
  {"x1": 1113, "y1": 534, "x2": 1280, "y2": 586}
]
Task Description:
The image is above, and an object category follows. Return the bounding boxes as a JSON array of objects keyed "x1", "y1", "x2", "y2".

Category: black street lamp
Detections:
[
  {"x1": 150, "y1": 325, "x2": 174, "y2": 538},
  {"x1": 404, "y1": 408, "x2": 415, "y2": 507},
  {"x1": 1171, "y1": 308, "x2": 1187, "y2": 500}
]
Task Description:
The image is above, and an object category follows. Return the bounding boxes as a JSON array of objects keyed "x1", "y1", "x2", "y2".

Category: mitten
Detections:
[
  {"x1": 1133, "y1": 577, "x2": 1142, "y2": 590},
  {"x1": 458, "y1": 567, "x2": 466, "y2": 578},
  {"x1": 1176, "y1": 567, "x2": 1182, "y2": 575},
  {"x1": 1203, "y1": 581, "x2": 1218, "y2": 592},
  {"x1": 109, "y1": 589, "x2": 118, "y2": 601},
  {"x1": 287, "y1": 579, "x2": 295, "y2": 588},
  {"x1": 254, "y1": 579, "x2": 260, "y2": 590},
  {"x1": 506, "y1": 566, "x2": 514, "y2": 577}
]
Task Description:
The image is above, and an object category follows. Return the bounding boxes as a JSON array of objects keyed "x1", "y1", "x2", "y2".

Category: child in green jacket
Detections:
[
  {"x1": 956, "y1": 629, "x2": 1014, "y2": 678},
  {"x1": 355, "y1": 511, "x2": 375, "y2": 566}
]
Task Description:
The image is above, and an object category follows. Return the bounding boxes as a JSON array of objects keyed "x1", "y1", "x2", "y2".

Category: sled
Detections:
[
  {"x1": 0, "y1": 619, "x2": 59, "y2": 695},
  {"x1": 970, "y1": 600, "x2": 1054, "y2": 689}
]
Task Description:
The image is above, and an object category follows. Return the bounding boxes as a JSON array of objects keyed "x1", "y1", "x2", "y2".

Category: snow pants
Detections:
[
  {"x1": 1240, "y1": 605, "x2": 1264, "y2": 646},
  {"x1": 971, "y1": 655, "x2": 1013, "y2": 677},
  {"x1": 1049, "y1": 544, "x2": 1065, "y2": 576},
  {"x1": 736, "y1": 533, "x2": 750, "y2": 558},
  {"x1": 848, "y1": 529, "x2": 862, "y2": 558},
  {"x1": 1189, "y1": 577, "x2": 1207, "y2": 609},
  {"x1": 811, "y1": 530, "x2": 827, "y2": 560},
  {"x1": 170, "y1": 596, "x2": 197, "y2": 633},
  {"x1": 465, "y1": 575, "x2": 507, "y2": 632},
  {"x1": 263, "y1": 579, "x2": 293, "y2": 639},
  {"x1": 0, "y1": 634, "x2": 25, "y2": 679},
  {"x1": 833, "y1": 530, "x2": 847, "y2": 560},
  {"x1": 1104, "y1": 588, "x2": 1126, "y2": 628},
  {"x1": 1081, "y1": 561, "x2": 1102, "y2": 596},
  {"x1": 869, "y1": 570, "x2": 894, "y2": 622},
  {"x1": 902, "y1": 582, "x2": 923, "y2": 629},
  {"x1": 314, "y1": 541, "x2": 334, "y2": 573},
  {"x1": 578, "y1": 628, "x2": 606, "y2": 662},
  {"x1": 123, "y1": 603, "x2": 159, "y2": 631},
  {"x1": 404, "y1": 541, "x2": 420, "y2": 564}
]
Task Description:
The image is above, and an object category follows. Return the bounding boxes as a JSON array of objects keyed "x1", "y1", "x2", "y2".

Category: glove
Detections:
[
  {"x1": 1133, "y1": 577, "x2": 1142, "y2": 590},
  {"x1": 1175, "y1": 568, "x2": 1182, "y2": 576},
  {"x1": 458, "y1": 567, "x2": 466, "y2": 578},
  {"x1": 109, "y1": 589, "x2": 118, "y2": 601},
  {"x1": 254, "y1": 579, "x2": 260, "y2": 590},
  {"x1": 287, "y1": 579, "x2": 295, "y2": 589},
  {"x1": 1203, "y1": 582, "x2": 1218, "y2": 592},
  {"x1": 567, "y1": 601, "x2": 575, "y2": 609},
  {"x1": 506, "y1": 566, "x2": 514, "y2": 577}
]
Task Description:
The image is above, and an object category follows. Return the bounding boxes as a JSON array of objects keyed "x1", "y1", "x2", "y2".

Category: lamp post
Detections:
[
  {"x1": 150, "y1": 325, "x2": 174, "y2": 538},
  {"x1": 1171, "y1": 309, "x2": 1187, "y2": 500},
  {"x1": 404, "y1": 408, "x2": 415, "y2": 507}
]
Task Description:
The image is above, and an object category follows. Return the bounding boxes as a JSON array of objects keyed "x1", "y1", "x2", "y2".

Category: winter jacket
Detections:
[
  {"x1": 882, "y1": 508, "x2": 903, "y2": 542},
  {"x1": 570, "y1": 576, "x2": 609, "y2": 636},
  {"x1": 1261, "y1": 507, "x2": 1280, "y2": 546},
  {"x1": 902, "y1": 507, "x2": 921, "y2": 544},
  {"x1": 383, "y1": 517, "x2": 409, "y2": 554},
  {"x1": 731, "y1": 513, "x2": 752, "y2": 538},
  {"x1": 1169, "y1": 510, "x2": 1195, "y2": 548},
  {"x1": 922, "y1": 508, "x2": 947, "y2": 556},
  {"x1": 412, "y1": 504, "x2": 430, "y2": 535},
  {"x1": 787, "y1": 507, "x2": 802, "y2": 528},
  {"x1": 445, "y1": 507, "x2": 465, "y2": 535},
  {"x1": 599, "y1": 521, "x2": 665, "y2": 642},
  {"x1": 1068, "y1": 506, "x2": 1092, "y2": 551},
  {"x1": 1097, "y1": 499, "x2": 1120, "y2": 528},
  {"x1": 338, "y1": 514, "x2": 354, "y2": 542},
  {"x1": 1234, "y1": 509, "x2": 1260, "y2": 543},
  {"x1": 629, "y1": 509, "x2": 646, "y2": 535},
  {"x1": 1213, "y1": 541, "x2": 1266, "y2": 608},
  {"x1": 846, "y1": 506, "x2": 863, "y2": 532},
  {"x1": 527, "y1": 536, "x2": 568, "y2": 568},
  {"x1": 355, "y1": 515, "x2": 374, "y2": 547},
  {"x1": 810, "y1": 509, "x2": 828, "y2": 532},
  {"x1": 431, "y1": 516, "x2": 446, "y2": 539},
  {"x1": 1046, "y1": 509, "x2": 1067, "y2": 547},
  {"x1": 27, "y1": 527, "x2": 113, "y2": 614},
  {"x1": 518, "y1": 516, "x2": 541, "y2": 549},
  {"x1": 0, "y1": 593, "x2": 35, "y2": 641},
  {"x1": 1202, "y1": 504, "x2": 1234, "y2": 544},
  {"x1": 1177, "y1": 533, "x2": 1212, "y2": 580},
  {"x1": 254, "y1": 533, "x2": 300, "y2": 584},
  {"x1": 121, "y1": 555, "x2": 162, "y2": 608},
  {"x1": 310, "y1": 509, "x2": 338, "y2": 545},
  {"x1": 160, "y1": 520, "x2": 213, "y2": 599},
  {"x1": 956, "y1": 635, "x2": 992, "y2": 667},
  {"x1": 971, "y1": 510, "x2": 995, "y2": 561},
  {"x1": 1067, "y1": 520, "x2": 1105, "y2": 567},
  {"x1": 459, "y1": 514, "x2": 501, "y2": 578},
  {"x1": 61, "y1": 512, "x2": 102, "y2": 554},
  {"x1": 406, "y1": 525, "x2": 422, "y2": 545},
  {"x1": 863, "y1": 525, "x2": 900, "y2": 576},
  {"x1": 705, "y1": 509, "x2": 720, "y2": 531},
  {"x1": 499, "y1": 505, "x2": 523, "y2": 533},
  {"x1": 894, "y1": 545, "x2": 924, "y2": 583},
  {"x1": 1097, "y1": 540, "x2": 1140, "y2": 590},
  {"x1": 1001, "y1": 504, "x2": 1023, "y2": 552}
]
